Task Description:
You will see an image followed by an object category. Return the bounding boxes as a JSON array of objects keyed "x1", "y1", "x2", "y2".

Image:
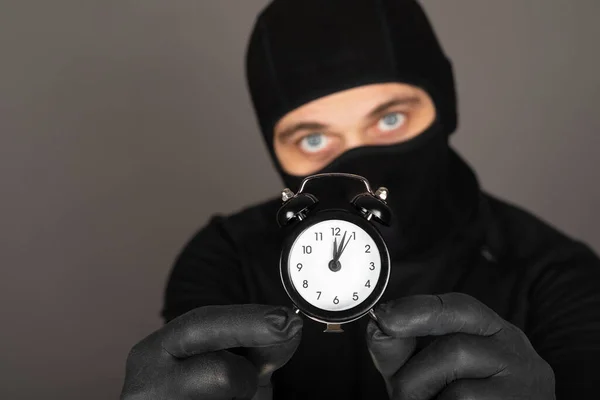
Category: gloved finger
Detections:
[
  {"x1": 180, "y1": 349, "x2": 259, "y2": 400},
  {"x1": 365, "y1": 318, "x2": 417, "y2": 393},
  {"x1": 389, "y1": 333, "x2": 509, "y2": 400},
  {"x1": 161, "y1": 304, "x2": 303, "y2": 358},
  {"x1": 373, "y1": 293, "x2": 505, "y2": 338},
  {"x1": 435, "y1": 377, "x2": 512, "y2": 400},
  {"x1": 246, "y1": 325, "x2": 302, "y2": 398}
]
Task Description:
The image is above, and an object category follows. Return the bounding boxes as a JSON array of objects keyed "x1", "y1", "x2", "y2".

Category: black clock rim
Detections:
[{"x1": 279, "y1": 209, "x2": 391, "y2": 324}]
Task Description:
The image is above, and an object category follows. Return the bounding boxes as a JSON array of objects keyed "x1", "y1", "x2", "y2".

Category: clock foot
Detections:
[
  {"x1": 324, "y1": 323, "x2": 344, "y2": 333},
  {"x1": 368, "y1": 309, "x2": 378, "y2": 322}
]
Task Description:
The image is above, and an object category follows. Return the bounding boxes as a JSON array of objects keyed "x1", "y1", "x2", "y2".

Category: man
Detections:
[{"x1": 120, "y1": 1, "x2": 600, "y2": 399}]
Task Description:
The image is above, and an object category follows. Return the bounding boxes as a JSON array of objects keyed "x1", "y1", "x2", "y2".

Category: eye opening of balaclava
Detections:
[{"x1": 245, "y1": 0, "x2": 480, "y2": 259}]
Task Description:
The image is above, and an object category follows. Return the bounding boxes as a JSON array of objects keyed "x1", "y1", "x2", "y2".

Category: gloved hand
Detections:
[
  {"x1": 120, "y1": 304, "x2": 302, "y2": 400},
  {"x1": 366, "y1": 292, "x2": 555, "y2": 399}
]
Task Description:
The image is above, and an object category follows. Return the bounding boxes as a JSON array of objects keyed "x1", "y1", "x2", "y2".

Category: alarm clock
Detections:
[{"x1": 277, "y1": 173, "x2": 392, "y2": 333}]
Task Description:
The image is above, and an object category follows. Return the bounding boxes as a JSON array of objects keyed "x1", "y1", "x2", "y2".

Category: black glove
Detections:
[
  {"x1": 366, "y1": 292, "x2": 555, "y2": 399},
  {"x1": 120, "y1": 304, "x2": 303, "y2": 400}
]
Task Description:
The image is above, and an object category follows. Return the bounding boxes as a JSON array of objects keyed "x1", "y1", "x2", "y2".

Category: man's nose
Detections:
[{"x1": 342, "y1": 130, "x2": 368, "y2": 152}]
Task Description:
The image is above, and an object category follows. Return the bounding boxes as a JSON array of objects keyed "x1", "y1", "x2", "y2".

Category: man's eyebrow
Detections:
[
  {"x1": 366, "y1": 95, "x2": 421, "y2": 118},
  {"x1": 276, "y1": 122, "x2": 329, "y2": 143}
]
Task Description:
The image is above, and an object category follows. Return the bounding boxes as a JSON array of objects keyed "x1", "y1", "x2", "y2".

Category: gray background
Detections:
[{"x1": 1, "y1": 0, "x2": 598, "y2": 398}]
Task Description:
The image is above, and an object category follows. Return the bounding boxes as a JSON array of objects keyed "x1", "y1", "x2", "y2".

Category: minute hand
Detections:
[{"x1": 334, "y1": 231, "x2": 350, "y2": 262}]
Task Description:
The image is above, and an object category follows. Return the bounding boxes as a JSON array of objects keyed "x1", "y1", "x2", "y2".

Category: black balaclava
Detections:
[{"x1": 245, "y1": 0, "x2": 480, "y2": 260}]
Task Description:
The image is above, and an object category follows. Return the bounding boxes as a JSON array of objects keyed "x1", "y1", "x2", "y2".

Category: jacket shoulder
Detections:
[
  {"x1": 217, "y1": 196, "x2": 282, "y2": 242},
  {"x1": 482, "y1": 192, "x2": 597, "y2": 263}
]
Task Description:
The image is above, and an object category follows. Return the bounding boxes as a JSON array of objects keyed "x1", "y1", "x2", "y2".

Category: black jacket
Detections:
[{"x1": 162, "y1": 192, "x2": 600, "y2": 399}]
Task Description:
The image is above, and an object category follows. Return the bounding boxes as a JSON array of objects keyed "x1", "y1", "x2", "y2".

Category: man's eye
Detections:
[
  {"x1": 377, "y1": 112, "x2": 406, "y2": 132},
  {"x1": 299, "y1": 133, "x2": 329, "y2": 153}
]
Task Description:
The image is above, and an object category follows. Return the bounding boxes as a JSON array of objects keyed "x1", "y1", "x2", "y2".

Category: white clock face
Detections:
[{"x1": 288, "y1": 219, "x2": 382, "y2": 311}]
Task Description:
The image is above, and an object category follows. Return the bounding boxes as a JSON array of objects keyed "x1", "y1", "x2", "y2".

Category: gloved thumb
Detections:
[
  {"x1": 246, "y1": 308, "x2": 303, "y2": 400},
  {"x1": 365, "y1": 318, "x2": 416, "y2": 396}
]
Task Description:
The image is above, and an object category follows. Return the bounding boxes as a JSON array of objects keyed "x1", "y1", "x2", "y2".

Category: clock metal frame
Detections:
[{"x1": 279, "y1": 209, "x2": 391, "y2": 325}]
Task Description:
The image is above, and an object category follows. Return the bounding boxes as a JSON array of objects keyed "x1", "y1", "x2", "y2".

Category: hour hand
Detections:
[
  {"x1": 333, "y1": 237, "x2": 338, "y2": 260},
  {"x1": 334, "y1": 231, "x2": 348, "y2": 262}
]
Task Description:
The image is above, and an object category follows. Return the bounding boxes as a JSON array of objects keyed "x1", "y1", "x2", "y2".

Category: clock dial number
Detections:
[
  {"x1": 302, "y1": 245, "x2": 312, "y2": 254},
  {"x1": 369, "y1": 262, "x2": 375, "y2": 270},
  {"x1": 316, "y1": 291, "x2": 322, "y2": 300},
  {"x1": 333, "y1": 296, "x2": 339, "y2": 304},
  {"x1": 331, "y1": 228, "x2": 356, "y2": 240},
  {"x1": 315, "y1": 232, "x2": 323, "y2": 241},
  {"x1": 297, "y1": 263, "x2": 303, "y2": 271},
  {"x1": 365, "y1": 280, "x2": 371, "y2": 288},
  {"x1": 353, "y1": 292, "x2": 359, "y2": 301},
  {"x1": 303, "y1": 280, "x2": 308, "y2": 288},
  {"x1": 365, "y1": 244, "x2": 371, "y2": 253}
]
